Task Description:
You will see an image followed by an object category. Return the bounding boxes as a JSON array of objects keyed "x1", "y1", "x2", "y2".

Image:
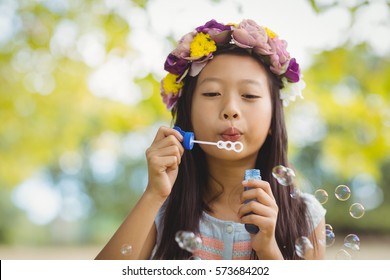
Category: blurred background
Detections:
[{"x1": 0, "y1": 0, "x2": 389, "y2": 259}]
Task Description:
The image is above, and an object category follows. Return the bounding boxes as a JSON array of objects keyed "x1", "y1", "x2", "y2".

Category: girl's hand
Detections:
[
  {"x1": 238, "y1": 180, "x2": 283, "y2": 259},
  {"x1": 145, "y1": 126, "x2": 184, "y2": 200}
]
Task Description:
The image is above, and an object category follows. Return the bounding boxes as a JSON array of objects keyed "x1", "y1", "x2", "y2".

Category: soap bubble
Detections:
[
  {"x1": 349, "y1": 203, "x2": 365, "y2": 219},
  {"x1": 175, "y1": 230, "x2": 202, "y2": 253},
  {"x1": 325, "y1": 224, "x2": 334, "y2": 232},
  {"x1": 295, "y1": 236, "x2": 314, "y2": 259},
  {"x1": 314, "y1": 189, "x2": 329, "y2": 204},
  {"x1": 188, "y1": 256, "x2": 202, "y2": 260},
  {"x1": 340, "y1": 234, "x2": 360, "y2": 259},
  {"x1": 344, "y1": 234, "x2": 360, "y2": 251},
  {"x1": 272, "y1": 165, "x2": 295, "y2": 186},
  {"x1": 335, "y1": 185, "x2": 351, "y2": 201},
  {"x1": 120, "y1": 243, "x2": 133, "y2": 256},
  {"x1": 336, "y1": 249, "x2": 352, "y2": 260},
  {"x1": 325, "y1": 229, "x2": 336, "y2": 247}
]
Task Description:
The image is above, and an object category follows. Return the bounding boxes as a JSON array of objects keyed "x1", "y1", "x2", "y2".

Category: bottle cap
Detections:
[
  {"x1": 245, "y1": 169, "x2": 261, "y2": 180},
  {"x1": 173, "y1": 126, "x2": 194, "y2": 150}
]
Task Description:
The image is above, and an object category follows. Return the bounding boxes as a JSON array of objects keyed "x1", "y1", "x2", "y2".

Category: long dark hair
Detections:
[{"x1": 153, "y1": 50, "x2": 314, "y2": 260}]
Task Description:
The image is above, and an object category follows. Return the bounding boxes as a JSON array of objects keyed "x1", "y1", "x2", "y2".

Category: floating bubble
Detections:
[
  {"x1": 325, "y1": 229, "x2": 336, "y2": 247},
  {"x1": 335, "y1": 185, "x2": 351, "y2": 201},
  {"x1": 120, "y1": 243, "x2": 133, "y2": 256},
  {"x1": 349, "y1": 203, "x2": 365, "y2": 219},
  {"x1": 344, "y1": 234, "x2": 360, "y2": 251},
  {"x1": 314, "y1": 189, "x2": 329, "y2": 204},
  {"x1": 272, "y1": 165, "x2": 295, "y2": 186},
  {"x1": 188, "y1": 256, "x2": 202, "y2": 260},
  {"x1": 335, "y1": 249, "x2": 352, "y2": 260},
  {"x1": 295, "y1": 236, "x2": 314, "y2": 259},
  {"x1": 325, "y1": 224, "x2": 334, "y2": 232},
  {"x1": 175, "y1": 230, "x2": 202, "y2": 253}
]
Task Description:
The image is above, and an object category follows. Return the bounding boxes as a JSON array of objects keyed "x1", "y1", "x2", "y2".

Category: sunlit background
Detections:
[{"x1": 1, "y1": 0, "x2": 390, "y2": 259}]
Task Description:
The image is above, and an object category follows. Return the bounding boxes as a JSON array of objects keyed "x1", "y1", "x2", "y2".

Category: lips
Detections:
[{"x1": 220, "y1": 127, "x2": 242, "y2": 141}]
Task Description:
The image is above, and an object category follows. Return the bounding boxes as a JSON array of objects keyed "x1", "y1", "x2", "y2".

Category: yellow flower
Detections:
[
  {"x1": 190, "y1": 33, "x2": 217, "y2": 58},
  {"x1": 162, "y1": 73, "x2": 183, "y2": 95},
  {"x1": 265, "y1": 27, "x2": 277, "y2": 39}
]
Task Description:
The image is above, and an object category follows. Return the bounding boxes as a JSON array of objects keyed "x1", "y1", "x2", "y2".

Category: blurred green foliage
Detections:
[
  {"x1": 0, "y1": 0, "x2": 170, "y2": 245},
  {"x1": 0, "y1": 0, "x2": 389, "y2": 249},
  {"x1": 289, "y1": 43, "x2": 390, "y2": 233},
  {"x1": 0, "y1": 0, "x2": 169, "y2": 189}
]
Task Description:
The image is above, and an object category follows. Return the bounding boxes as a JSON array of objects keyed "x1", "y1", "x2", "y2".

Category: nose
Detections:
[
  {"x1": 223, "y1": 112, "x2": 239, "y2": 119},
  {"x1": 221, "y1": 96, "x2": 240, "y2": 120}
]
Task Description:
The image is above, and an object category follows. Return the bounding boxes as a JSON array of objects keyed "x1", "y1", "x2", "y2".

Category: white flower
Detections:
[{"x1": 280, "y1": 77, "x2": 306, "y2": 107}]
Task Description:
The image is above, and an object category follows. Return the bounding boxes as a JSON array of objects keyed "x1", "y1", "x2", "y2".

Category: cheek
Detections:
[
  {"x1": 246, "y1": 107, "x2": 272, "y2": 138},
  {"x1": 191, "y1": 99, "x2": 208, "y2": 131},
  {"x1": 191, "y1": 116, "x2": 210, "y2": 143}
]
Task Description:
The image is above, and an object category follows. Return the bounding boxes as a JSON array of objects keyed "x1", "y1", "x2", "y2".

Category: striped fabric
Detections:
[{"x1": 192, "y1": 212, "x2": 253, "y2": 260}]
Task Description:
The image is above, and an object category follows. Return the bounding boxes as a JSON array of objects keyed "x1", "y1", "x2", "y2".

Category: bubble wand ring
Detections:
[
  {"x1": 174, "y1": 126, "x2": 244, "y2": 153},
  {"x1": 193, "y1": 140, "x2": 243, "y2": 153}
]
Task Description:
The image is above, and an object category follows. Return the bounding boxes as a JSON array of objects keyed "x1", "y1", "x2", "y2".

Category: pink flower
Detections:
[
  {"x1": 231, "y1": 19, "x2": 272, "y2": 55},
  {"x1": 269, "y1": 37, "x2": 290, "y2": 75},
  {"x1": 189, "y1": 55, "x2": 212, "y2": 76}
]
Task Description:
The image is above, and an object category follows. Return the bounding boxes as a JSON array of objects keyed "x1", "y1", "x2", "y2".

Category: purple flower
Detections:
[
  {"x1": 284, "y1": 58, "x2": 300, "y2": 83},
  {"x1": 196, "y1": 19, "x2": 232, "y2": 44},
  {"x1": 196, "y1": 19, "x2": 230, "y2": 33},
  {"x1": 164, "y1": 53, "x2": 189, "y2": 75}
]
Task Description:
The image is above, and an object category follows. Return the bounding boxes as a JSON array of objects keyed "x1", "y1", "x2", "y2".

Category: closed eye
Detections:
[
  {"x1": 242, "y1": 94, "x2": 261, "y2": 99},
  {"x1": 202, "y1": 92, "x2": 221, "y2": 97}
]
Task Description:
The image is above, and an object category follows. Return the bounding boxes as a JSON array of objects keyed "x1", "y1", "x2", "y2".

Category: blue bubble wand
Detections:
[{"x1": 174, "y1": 126, "x2": 243, "y2": 153}]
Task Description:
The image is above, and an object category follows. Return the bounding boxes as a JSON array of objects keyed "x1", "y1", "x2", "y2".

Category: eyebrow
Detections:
[
  {"x1": 197, "y1": 77, "x2": 223, "y2": 86},
  {"x1": 198, "y1": 77, "x2": 264, "y2": 87},
  {"x1": 239, "y1": 79, "x2": 264, "y2": 87}
]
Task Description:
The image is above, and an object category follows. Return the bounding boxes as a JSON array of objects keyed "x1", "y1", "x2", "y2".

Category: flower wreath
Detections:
[{"x1": 161, "y1": 19, "x2": 305, "y2": 110}]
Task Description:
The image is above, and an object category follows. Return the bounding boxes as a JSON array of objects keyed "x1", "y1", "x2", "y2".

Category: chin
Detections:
[{"x1": 203, "y1": 148, "x2": 247, "y2": 161}]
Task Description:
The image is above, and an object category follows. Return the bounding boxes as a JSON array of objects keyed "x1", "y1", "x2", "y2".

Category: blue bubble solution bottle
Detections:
[{"x1": 244, "y1": 169, "x2": 261, "y2": 234}]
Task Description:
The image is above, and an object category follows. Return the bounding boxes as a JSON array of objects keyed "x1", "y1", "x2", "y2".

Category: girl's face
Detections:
[{"x1": 191, "y1": 53, "x2": 272, "y2": 161}]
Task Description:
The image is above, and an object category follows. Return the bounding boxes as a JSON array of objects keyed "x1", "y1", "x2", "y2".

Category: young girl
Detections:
[{"x1": 96, "y1": 19, "x2": 326, "y2": 260}]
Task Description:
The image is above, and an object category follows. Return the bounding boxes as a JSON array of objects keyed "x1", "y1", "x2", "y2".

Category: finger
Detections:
[
  {"x1": 147, "y1": 145, "x2": 183, "y2": 169},
  {"x1": 153, "y1": 145, "x2": 183, "y2": 165},
  {"x1": 148, "y1": 134, "x2": 185, "y2": 159},
  {"x1": 242, "y1": 180, "x2": 275, "y2": 201},
  {"x1": 241, "y1": 188, "x2": 275, "y2": 207},
  {"x1": 238, "y1": 200, "x2": 275, "y2": 219},
  {"x1": 148, "y1": 155, "x2": 181, "y2": 173},
  {"x1": 152, "y1": 126, "x2": 184, "y2": 144},
  {"x1": 150, "y1": 136, "x2": 184, "y2": 154},
  {"x1": 240, "y1": 213, "x2": 274, "y2": 231}
]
